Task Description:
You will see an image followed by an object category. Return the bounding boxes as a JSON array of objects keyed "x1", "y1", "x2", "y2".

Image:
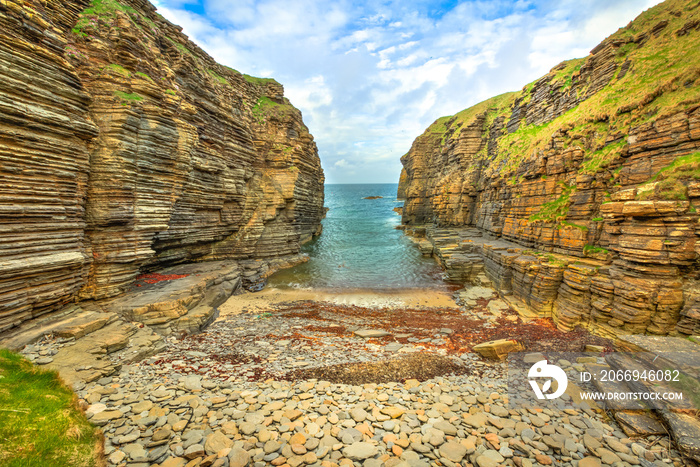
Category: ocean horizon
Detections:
[{"x1": 267, "y1": 183, "x2": 447, "y2": 290}]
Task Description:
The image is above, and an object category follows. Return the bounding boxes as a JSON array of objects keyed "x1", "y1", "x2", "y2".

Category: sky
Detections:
[{"x1": 152, "y1": 0, "x2": 662, "y2": 184}]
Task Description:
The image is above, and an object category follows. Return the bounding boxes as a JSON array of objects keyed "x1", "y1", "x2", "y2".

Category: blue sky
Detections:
[{"x1": 153, "y1": 0, "x2": 661, "y2": 184}]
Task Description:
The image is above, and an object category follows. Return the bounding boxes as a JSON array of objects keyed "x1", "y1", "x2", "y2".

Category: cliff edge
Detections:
[
  {"x1": 0, "y1": 0, "x2": 324, "y2": 335},
  {"x1": 400, "y1": 0, "x2": 700, "y2": 336}
]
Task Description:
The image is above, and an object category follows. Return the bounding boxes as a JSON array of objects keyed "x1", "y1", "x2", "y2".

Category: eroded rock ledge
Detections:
[
  {"x1": 0, "y1": 255, "x2": 308, "y2": 386},
  {"x1": 0, "y1": 0, "x2": 324, "y2": 337},
  {"x1": 407, "y1": 225, "x2": 696, "y2": 338},
  {"x1": 399, "y1": 0, "x2": 700, "y2": 335}
]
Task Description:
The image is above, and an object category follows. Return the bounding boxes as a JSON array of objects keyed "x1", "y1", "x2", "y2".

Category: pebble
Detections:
[
  {"x1": 578, "y1": 458, "x2": 602, "y2": 467},
  {"x1": 440, "y1": 441, "x2": 467, "y2": 462},
  {"x1": 62, "y1": 306, "x2": 684, "y2": 467},
  {"x1": 343, "y1": 442, "x2": 378, "y2": 460}
]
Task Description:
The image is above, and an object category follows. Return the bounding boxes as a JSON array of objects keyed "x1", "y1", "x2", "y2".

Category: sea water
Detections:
[{"x1": 267, "y1": 183, "x2": 447, "y2": 290}]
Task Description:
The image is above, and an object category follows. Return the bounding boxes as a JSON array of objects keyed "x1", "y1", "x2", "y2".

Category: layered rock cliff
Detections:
[
  {"x1": 400, "y1": 0, "x2": 700, "y2": 337},
  {"x1": 0, "y1": 0, "x2": 324, "y2": 334}
]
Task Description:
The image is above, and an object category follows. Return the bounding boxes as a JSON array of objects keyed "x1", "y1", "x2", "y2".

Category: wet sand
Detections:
[{"x1": 218, "y1": 286, "x2": 461, "y2": 317}]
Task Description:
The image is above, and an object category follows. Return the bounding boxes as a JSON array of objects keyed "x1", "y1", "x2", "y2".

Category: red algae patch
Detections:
[
  {"x1": 136, "y1": 273, "x2": 190, "y2": 284},
  {"x1": 137, "y1": 293, "x2": 612, "y2": 384},
  {"x1": 271, "y1": 301, "x2": 612, "y2": 356}
]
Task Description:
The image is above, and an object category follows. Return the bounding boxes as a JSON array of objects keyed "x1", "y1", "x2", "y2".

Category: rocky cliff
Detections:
[
  {"x1": 400, "y1": 0, "x2": 700, "y2": 337},
  {"x1": 0, "y1": 0, "x2": 324, "y2": 335}
]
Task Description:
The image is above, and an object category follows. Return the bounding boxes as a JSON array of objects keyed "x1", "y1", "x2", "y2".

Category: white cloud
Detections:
[
  {"x1": 153, "y1": 0, "x2": 664, "y2": 183},
  {"x1": 286, "y1": 75, "x2": 333, "y2": 114}
]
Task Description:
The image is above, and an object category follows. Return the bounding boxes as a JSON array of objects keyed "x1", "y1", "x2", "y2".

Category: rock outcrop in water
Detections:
[
  {"x1": 400, "y1": 0, "x2": 700, "y2": 337},
  {"x1": 0, "y1": 0, "x2": 324, "y2": 336}
]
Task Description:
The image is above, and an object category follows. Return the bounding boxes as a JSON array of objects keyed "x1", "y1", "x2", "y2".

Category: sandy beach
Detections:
[{"x1": 218, "y1": 287, "x2": 461, "y2": 317}]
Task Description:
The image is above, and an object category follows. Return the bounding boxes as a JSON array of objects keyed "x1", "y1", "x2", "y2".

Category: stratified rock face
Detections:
[
  {"x1": 397, "y1": 168, "x2": 408, "y2": 200},
  {"x1": 0, "y1": 0, "x2": 324, "y2": 333},
  {"x1": 400, "y1": 0, "x2": 700, "y2": 336}
]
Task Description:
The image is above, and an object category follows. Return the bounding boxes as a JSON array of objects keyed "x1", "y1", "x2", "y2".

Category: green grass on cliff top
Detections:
[
  {"x1": 73, "y1": 0, "x2": 282, "y2": 108},
  {"x1": 243, "y1": 74, "x2": 280, "y2": 86},
  {"x1": 426, "y1": 91, "x2": 517, "y2": 144},
  {"x1": 253, "y1": 96, "x2": 296, "y2": 123},
  {"x1": 80, "y1": 0, "x2": 136, "y2": 17},
  {"x1": 0, "y1": 349, "x2": 103, "y2": 467},
  {"x1": 222, "y1": 66, "x2": 281, "y2": 86},
  {"x1": 422, "y1": 0, "x2": 700, "y2": 181},
  {"x1": 508, "y1": 0, "x2": 700, "y2": 162},
  {"x1": 73, "y1": 0, "x2": 160, "y2": 38}
]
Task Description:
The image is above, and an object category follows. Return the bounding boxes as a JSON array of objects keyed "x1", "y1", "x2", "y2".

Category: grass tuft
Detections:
[
  {"x1": 114, "y1": 90, "x2": 143, "y2": 104},
  {"x1": 207, "y1": 69, "x2": 228, "y2": 85},
  {"x1": 583, "y1": 244, "x2": 610, "y2": 255},
  {"x1": 72, "y1": 0, "x2": 137, "y2": 36},
  {"x1": 105, "y1": 64, "x2": 130, "y2": 77},
  {"x1": 0, "y1": 349, "x2": 103, "y2": 467},
  {"x1": 165, "y1": 37, "x2": 192, "y2": 55},
  {"x1": 561, "y1": 221, "x2": 588, "y2": 231},
  {"x1": 252, "y1": 96, "x2": 295, "y2": 123},
  {"x1": 529, "y1": 182, "x2": 574, "y2": 223},
  {"x1": 135, "y1": 71, "x2": 153, "y2": 82},
  {"x1": 637, "y1": 152, "x2": 700, "y2": 200}
]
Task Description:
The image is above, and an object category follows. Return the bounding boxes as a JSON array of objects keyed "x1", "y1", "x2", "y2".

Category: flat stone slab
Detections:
[
  {"x1": 54, "y1": 312, "x2": 112, "y2": 340},
  {"x1": 107, "y1": 261, "x2": 240, "y2": 311},
  {"x1": 45, "y1": 321, "x2": 138, "y2": 385},
  {"x1": 614, "y1": 411, "x2": 666, "y2": 437},
  {"x1": 487, "y1": 299, "x2": 509, "y2": 316},
  {"x1": 523, "y1": 352, "x2": 545, "y2": 363},
  {"x1": 0, "y1": 306, "x2": 113, "y2": 350},
  {"x1": 458, "y1": 286, "x2": 496, "y2": 302},
  {"x1": 662, "y1": 412, "x2": 700, "y2": 460},
  {"x1": 104, "y1": 260, "x2": 241, "y2": 335},
  {"x1": 585, "y1": 363, "x2": 647, "y2": 411},
  {"x1": 354, "y1": 329, "x2": 390, "y2": 338},
  {"x1": 342, "y1": 442, "x2": 377, "y2": 460}
]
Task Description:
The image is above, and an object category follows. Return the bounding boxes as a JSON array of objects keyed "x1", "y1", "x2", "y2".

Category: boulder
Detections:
[{"x1": 472, "y1": 339, "x2": 524, "y2": 360}]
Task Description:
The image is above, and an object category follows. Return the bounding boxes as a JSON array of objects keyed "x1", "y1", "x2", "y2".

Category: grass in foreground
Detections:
[{"x1": 0, "y1": 348, "x2": 103, "y2": 467}]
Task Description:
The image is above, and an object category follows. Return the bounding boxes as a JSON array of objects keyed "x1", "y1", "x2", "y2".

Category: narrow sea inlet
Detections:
[{"x1": 268, "y1": 183, "x2": 447, "y2": 290}]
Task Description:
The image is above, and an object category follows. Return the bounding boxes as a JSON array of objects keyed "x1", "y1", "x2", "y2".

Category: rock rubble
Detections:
[{"x1": 73, "y1": 313, "x2": 683, "y2": 467}]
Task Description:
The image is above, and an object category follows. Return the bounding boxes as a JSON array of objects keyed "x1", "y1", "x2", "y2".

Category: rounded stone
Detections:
[
  {"x1": 342, "y1": 442, "x2": 377, "y2": 460},
  {"x1": 578, "y1": 457, "x2": 602, "y2": 467}
]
